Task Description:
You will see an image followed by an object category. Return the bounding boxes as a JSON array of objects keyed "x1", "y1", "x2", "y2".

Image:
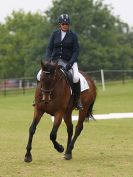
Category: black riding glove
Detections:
[{"x1": 66, "y1": 63, "x2": 72, "y2": 71}]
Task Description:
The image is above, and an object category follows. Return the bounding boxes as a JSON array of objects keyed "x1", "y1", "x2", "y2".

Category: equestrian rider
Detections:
[{"x1": 37, "y1": 14, "x2": 82, "y2": 110}]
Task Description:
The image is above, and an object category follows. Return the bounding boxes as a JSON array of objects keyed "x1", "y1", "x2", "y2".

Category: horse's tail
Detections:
[{"x1": 86, "y1": 100, "x2": 96, "y2": 121}]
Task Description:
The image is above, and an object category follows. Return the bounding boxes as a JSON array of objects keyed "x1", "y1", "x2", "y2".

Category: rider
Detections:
[{"x1": 37, "y1": 14, "x2": 82, "y2": 110}]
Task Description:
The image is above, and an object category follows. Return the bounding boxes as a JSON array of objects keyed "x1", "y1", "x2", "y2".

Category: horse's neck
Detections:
[{"x1": 56, "y1": 69, "x2": 64, "y2": 80}]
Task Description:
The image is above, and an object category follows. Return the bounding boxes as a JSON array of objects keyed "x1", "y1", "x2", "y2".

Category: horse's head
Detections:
[{"x1": 40, "y1": 60, "x2": 58, "y2": 103}]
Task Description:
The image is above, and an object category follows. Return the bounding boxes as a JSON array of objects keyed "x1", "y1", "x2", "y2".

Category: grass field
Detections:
[
  {"x1": 95, "y1": 81, "x2": 133, "y2": 113},
  {"x1": 0, "y1": 82, "x2": 133, "y2": 177}
]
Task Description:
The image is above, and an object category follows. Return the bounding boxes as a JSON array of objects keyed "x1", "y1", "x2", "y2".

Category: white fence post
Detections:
[
  {"x1": 19, "y1": 79, "x2": 22, "y2": 88},
  {"x1": 101, "y1": 69, "x2": 105, "y2": 91}
]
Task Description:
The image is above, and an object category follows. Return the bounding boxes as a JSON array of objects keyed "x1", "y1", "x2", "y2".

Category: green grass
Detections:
[
  {"x1": 0, "y1": 82, "x2": 133, "y2": 177},
  {"x1": 94, "y1": 81, "x2": 133, "y2": 113}
]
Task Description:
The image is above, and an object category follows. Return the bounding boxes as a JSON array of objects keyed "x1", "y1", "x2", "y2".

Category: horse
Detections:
[{"x1": 24, "y1": 60, "x2": 96, "y2": 162}]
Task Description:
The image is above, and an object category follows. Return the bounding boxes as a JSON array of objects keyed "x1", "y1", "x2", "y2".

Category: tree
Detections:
[
  {"x1": 0, "y1": 11, "x2": 51, "y2": 78},
  {"x1": 46, "y1": 0, "x2": 133, "y2": 71},
  {"x1": 0, "y1": 0, "x2": 133, "y2": 79}
]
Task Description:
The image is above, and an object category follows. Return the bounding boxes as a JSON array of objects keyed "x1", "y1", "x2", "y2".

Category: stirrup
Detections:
[{"x1": 75, "y1": 100, "x2": 83, "y2": 110}]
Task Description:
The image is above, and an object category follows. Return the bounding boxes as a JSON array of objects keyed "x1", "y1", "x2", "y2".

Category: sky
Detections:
[
  {"x1": 0, "y1": 0, "x2": 133, "y2": 26},
  {"x1": 104, "y1": 0, "x2": 133, "y2": 26}
]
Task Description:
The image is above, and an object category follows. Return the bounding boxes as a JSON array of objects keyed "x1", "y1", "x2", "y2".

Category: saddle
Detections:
[
  {"x1": 60, "y1": 68, "x2": 89, "y2": 93},
  {"x1": 60, "y1": 68, "x2": 73, "y2": 92},
  {"x1": 60, "y1": 68, "x2": 83, "y2": 110}
]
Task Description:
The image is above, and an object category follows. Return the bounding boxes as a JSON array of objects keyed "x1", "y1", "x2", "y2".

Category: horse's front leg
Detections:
[
  {"x1": 64, "y1": 121, "x2": 83, "y2": 160},
  {"x1": 24, "y1": 110, "x2": 44, "y2": 162},
  {"x1": 64, "y1": 111, "x2": 86, "y2": 160},
  {"x1": 63, "y1": 112, "x2": 73, "y2": 158},
  {"x1": 50, "y1": 112, "x2": 64, "y2": 153}
]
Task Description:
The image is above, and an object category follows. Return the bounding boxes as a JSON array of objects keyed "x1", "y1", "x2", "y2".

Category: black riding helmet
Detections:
[{"x1": 58, "y1": 14, "x2": 70, "y2": 24}]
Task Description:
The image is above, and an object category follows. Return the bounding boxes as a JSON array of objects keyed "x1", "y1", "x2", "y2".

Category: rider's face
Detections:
[{"x1": 60, "y1": 23, "x2": 69, "y2": 32}]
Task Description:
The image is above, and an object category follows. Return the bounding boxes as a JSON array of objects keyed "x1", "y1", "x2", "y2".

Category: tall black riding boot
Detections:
[{"x1": 73, "y1": 81, "x2": 83, "y2": 110}]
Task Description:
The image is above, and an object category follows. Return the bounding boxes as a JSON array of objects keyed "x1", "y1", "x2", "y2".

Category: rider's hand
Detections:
[{"x1": 66, "y1": 63, "x2": 72, "y2": 71}]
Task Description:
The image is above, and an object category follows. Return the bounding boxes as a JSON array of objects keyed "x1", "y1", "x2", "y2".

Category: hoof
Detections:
[
  {"x1": 56, "y1": 145, "x2": 64, "y2": 153},
  {"x1": 64, "y1": 153, "x2": 72, "y2": 160},
  {"x1": 24, "y1": 155, "x2": 32, "y2": 163}
]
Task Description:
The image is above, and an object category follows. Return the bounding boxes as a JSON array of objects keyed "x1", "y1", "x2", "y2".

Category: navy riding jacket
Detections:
[{"x1": 45, "y1": 29, "x2": 79, "y2": 65}]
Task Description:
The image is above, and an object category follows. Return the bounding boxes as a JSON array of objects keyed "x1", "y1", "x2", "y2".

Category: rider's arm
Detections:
[{"x1": 69, "y1": 33, "x2": 79, "y2": 65}]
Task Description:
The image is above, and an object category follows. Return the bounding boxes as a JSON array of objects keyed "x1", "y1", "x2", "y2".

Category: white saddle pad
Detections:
[{"x1": 79, "y1": 73, "x2": 89, "y2": 92}]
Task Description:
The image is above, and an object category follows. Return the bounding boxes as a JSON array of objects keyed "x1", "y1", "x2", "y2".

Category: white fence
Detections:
[
  {"x1": 0, "y1": 77, "x2": 36, "y2": 95},
  {"x1": 0, "y1": 69, "x2": 133, "y2": 95},
  {"x1": 88, "y1": 69, "x2": 133, "y2": 91}
]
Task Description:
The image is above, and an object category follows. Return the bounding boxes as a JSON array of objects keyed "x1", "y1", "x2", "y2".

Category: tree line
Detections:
[{"x1": 0, "y1": 0, "x2": 133, "y2": 79}]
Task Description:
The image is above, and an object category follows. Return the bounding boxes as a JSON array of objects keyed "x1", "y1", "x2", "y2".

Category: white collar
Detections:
[{"x1": 61, "y1": 30, "x2": 66, "y2": 40}]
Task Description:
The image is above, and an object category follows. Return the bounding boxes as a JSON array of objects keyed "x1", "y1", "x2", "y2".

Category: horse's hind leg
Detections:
[
  {"x1": 24, "y1": 110, "x2": 44, "y2": 162},
  {"x1": 50, "y1": 112, "x2": 64, "y2": 153}
]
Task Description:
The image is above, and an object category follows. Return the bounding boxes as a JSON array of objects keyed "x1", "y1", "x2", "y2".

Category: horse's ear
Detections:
[{"x1": 41, "y1": 60, "x2": 45, "y2": 70}]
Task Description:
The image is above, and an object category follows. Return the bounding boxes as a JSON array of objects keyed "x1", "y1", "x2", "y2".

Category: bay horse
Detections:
[{"x1": 24, "y1": 61, "x2": 96, "y2": 162}]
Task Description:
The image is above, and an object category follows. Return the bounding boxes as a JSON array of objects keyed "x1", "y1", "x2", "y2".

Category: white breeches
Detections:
[
  {"x1": 70, "y1": 62, "x2": 80, "y2": 83},
  {"x1": 37, "y1": 69, "x2": 42, "y2": 81},
  {"x1": 37, "y1": 60, "x2": 80, "y2": 83}
]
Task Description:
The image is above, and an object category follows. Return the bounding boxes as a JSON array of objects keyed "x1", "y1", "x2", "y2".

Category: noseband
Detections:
[{"x1": 40, "y1": 69, "x2": 63, "y2": 103}]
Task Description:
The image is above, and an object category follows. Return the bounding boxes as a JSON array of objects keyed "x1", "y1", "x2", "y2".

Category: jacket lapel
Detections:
[{"x1": 57, "y1": 30, "x2": 61, "y2": 42}]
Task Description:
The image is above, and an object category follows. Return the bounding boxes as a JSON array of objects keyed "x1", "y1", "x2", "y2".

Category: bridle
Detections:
[
  {"x1": 41, "y1": 70, "x2": 56, "y2": 94},
  {"x1": 40, "y1": 68, "x2": 64, "y2": 102}
]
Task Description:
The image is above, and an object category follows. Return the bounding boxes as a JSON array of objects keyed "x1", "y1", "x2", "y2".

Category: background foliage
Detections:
[{"x1": 0, "y1": 0, "x2": 133, "y2": 78}]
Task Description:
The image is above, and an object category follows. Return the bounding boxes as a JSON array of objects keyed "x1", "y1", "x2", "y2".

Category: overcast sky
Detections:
[
  {"x1": 0, "y1": 0, "x2": 133, "y2": 26},
  {"x1": 104, "y1": 0, "x2": 133, "y2": 26}
]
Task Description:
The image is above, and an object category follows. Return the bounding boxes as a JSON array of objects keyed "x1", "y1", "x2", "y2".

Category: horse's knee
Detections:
[
  {"x1": 50, "y1": 132, "x2": 56, "y2": 141},
  {"x1": 29, "y1": 124, "x2": 36, "y2": 135},
  {"x1": 50, "y1": 127, "x2": 57, "y2": 141},
  {"x1": 75, "y1": 124, "x2": 83, "y2": 136},
  {"x1": 29, "y1": 127, "x2": 36, "y2": 135},
  {"x1": 67, "y1": 124, "x2": 73, "y2": 135}
]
